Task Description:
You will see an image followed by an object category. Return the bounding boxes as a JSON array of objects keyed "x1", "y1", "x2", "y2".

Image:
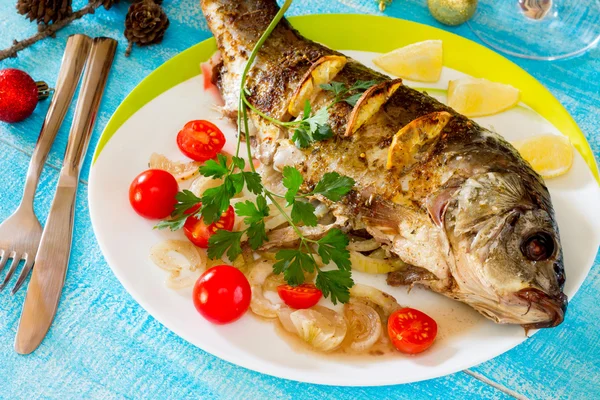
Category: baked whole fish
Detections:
[{"x1": 201, "y1": 0, "x2": 568, "y2": 329}]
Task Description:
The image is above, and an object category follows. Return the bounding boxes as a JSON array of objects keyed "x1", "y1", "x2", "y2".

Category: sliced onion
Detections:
[
  {"x1": 189, "y1": 174, "x2": 224, "y2": 197},
  {"x1": 343, "y1": 301, "x2": 382, "y2": 352},
  {"x1": 314, "y1": 202, "x2": 330, "y2": 220},
  {"x1": 149, "y1": 153, "x2": 201, "y2": 182},
  {"x1": 290, "y1": 306, "x2": 347, "y2": 352},
  {"x1": 264, "y1": 212, "x2": 289, "y2": 232},
  {"x1": 347, "y1": 238, "x2": 381, "y2": 252},
  {"x1": 150, "y1": 240, "x2": 207, "y2": 290},
  {"x1": 369, "y1": 248, "x2": 387, "y2": 259},
  {"x1": 277, "y1": 307, "x2": 297, "y2": 333},
  {"x1": 150, "y1": 240, "x2": 205, "y2": 272},
  {"x1": 165, "y1": 268, "x2": 203, "y2": 290},
  {"x1": 248, "y1": 261, "x2": 281, "y2": 318},
  {"x1": 349, "y1": 284, "x2": 401, "y2": 317},
  {"x1": 264, "y1": 201, "x2": 291, "y2": 231},
  {"x1": 263, "y1": 272, "x2": 286, "y2": 292},
  {"x1": 350, "y1": 251, "x2": 402, "y2": 274}
]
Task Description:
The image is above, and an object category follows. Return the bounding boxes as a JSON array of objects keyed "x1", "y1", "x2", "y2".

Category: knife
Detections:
[{"x1": 15, "y1": 37, "x2": 117, "y2": 355}]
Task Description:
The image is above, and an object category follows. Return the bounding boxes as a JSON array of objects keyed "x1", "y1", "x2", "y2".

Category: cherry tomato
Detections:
[
  {"x1": 183, "y1": 205, "x2": 235, "y2": 248},
  {"x1": 129, "y1": 169, "x2": 178, "y2": 219},
  {"x1": 177, "y1": 120, "x2": 226, "y2": 162},
  {"x1": 277, "y1": 284, "x2": 322, "y2": 309},
  {"x1": 387, "y1": 308, "x2": 437, "y2": 354},
  {"x1": 193, "y1": 265, "x2": 251, "y2": 324}
]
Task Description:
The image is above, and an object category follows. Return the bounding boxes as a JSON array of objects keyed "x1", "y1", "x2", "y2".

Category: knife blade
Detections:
[{"x1": 15, "y1": 37, "x2": 117, "y2": 355}]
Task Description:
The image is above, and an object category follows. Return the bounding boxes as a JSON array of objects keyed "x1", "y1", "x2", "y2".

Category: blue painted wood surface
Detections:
[{"x1": 0, "y1": 0, "x2": 599, "y2": 398}]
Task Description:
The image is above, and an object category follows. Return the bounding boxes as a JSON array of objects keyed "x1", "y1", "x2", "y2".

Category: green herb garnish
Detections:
[
  {"x1": 321, "y1": 79, "x2": 379, "y2": 107},
  {"x1": 158, "y1": 0, "x2": 357, "y2": 303}
]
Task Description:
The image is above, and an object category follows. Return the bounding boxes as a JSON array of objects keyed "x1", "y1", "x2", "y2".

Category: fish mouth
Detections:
[{"x1": 516, "y1": 288, "x2": 568, "y2": 329}]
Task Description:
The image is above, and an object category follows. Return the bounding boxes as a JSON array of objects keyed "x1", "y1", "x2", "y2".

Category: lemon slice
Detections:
[
  {"x1": 373, "y1": 40, "x2": 443, "y2": 82},
  {"x1": 448, "y1": 77, "x2": 519, "y2": 117},
  {"x1": 512, "y1": 134, "x2": 574, "y2": 179}
]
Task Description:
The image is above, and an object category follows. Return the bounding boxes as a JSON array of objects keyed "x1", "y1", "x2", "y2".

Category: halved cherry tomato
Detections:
[
  {"x1": 129, "y1": 169, "x2": 178, "y2": 219},
  {"x1": 177, "y1": 120, "x2": 226, "y2": 162},
  {"x1": 277, "y1": 284, "x2": 322, "y2": 309},
  {"x1": 183, "y1": 205, "x2": 235, "y2": 248},
  {"x1": 193, "y1": 265, "x2": 251, "y2": 324},
  {"x1": 387, "y1": 308, "x2": 437, "y2": 354}
]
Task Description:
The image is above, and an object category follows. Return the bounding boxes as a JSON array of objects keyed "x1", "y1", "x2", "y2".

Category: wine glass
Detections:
[{"x1": 468, "y1": 0, "x2": 600, "y2": 60}]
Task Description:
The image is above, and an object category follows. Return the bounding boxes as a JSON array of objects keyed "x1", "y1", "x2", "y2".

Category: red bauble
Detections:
[{"x1": 0, "y1": 69, "x2": 40, "y2": 123}]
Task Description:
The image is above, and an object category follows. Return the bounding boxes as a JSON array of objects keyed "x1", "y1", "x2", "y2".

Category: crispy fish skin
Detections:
[{"x1": 201, "y1": 0, "x2": 567, "y2": 329}]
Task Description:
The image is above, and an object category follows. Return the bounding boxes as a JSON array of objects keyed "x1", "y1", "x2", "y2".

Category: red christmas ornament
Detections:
[{"x1": 0, "y1": 68, "x2": 51, "y2": 123}]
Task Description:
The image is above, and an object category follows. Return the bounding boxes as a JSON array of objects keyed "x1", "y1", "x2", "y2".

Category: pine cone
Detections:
[
  {"x1": 90, "y1": 0, "x2": 119, "y2": 10},
  {"x1": 124, "y1": 0, "x2": 169, "y2": 56},
  {"x1": 16, "y1": 0, "x2": 72, "y2": 24},
  {"x1": 90, "y1": 0, "x2": 162, "y2": 11}
]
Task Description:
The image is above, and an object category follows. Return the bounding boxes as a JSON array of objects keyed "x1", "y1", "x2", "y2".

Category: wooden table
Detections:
[{"x1": 0, "y1": 0, "x2": 598, "y2": 398}]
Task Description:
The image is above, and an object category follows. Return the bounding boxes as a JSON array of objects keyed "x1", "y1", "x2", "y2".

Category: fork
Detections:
[{"x1": 0, "y1": 34, "x2": 91, "y2": 294}]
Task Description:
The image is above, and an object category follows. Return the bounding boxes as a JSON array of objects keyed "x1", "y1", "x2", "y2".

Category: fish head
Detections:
[{"x1": 441, "y1": 171, "x2": 567, "y2": 329}]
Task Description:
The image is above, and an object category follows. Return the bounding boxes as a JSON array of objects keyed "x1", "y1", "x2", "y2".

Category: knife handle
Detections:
[
  {"x1": 62, "y1": 37, "x2": 117, "y2": 179},
  {"x1": 20, "y1": 34, "x2": 92, "y2": 213},
  {"x1": 15, "y1": 37, "x2": 117, "y2": 355}
]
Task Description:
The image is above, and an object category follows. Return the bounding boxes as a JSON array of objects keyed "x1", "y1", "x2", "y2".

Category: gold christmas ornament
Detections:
[{"x1": 427, "y1": 0, "x2": 478, "y2": 26}]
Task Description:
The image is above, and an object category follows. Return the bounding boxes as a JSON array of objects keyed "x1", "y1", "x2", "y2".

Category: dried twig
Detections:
[{"x1": 0, "y1": 4, "x2": 97, "y2": 62}]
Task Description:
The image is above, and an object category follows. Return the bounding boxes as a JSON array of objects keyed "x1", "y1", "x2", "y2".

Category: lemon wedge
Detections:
[
  {"x1": 373, "y1": 40, "x2": 443, "y2": 82},
  {"x1": 512, "y1": 134, "x2": 574, "y2": 179},
  {"x1": 448, "y1": 77, "x2": 519, "y2": 117}
]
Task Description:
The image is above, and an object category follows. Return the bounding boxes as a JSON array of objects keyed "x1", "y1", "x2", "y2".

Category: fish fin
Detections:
[
  {"x1": 288, "y1": 55, "x2": 348, "y2": 116},
  {"x1": 426, "y1": 186, "x2": 458, "y2": 228},
  {"x1": 386, "y1": 111, "x2": 452, "y2": 170},
  {"x1": 345, "y1": 79, "x2": 403, "y2": 136},
  {"x1": 361, "y1": 198, "x2": 417, "y2": 235},
  {"x1": 387, "y1": 265, "x2": 437, "y2": 286}
]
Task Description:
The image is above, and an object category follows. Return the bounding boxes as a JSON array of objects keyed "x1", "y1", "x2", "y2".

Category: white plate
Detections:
[{"x1": 89, "y1": 50, "x2": 600, "y2": 386}]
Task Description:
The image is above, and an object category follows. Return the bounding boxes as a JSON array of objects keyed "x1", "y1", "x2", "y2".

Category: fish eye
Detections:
[{"x1": 521, "y1": 232, "x2": 555, "y2": 261}]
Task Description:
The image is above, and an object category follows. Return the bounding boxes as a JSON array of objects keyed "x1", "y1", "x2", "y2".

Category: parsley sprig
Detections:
[
  {"x1": 241, "y1": 78, "x2": 377, "y2": 149},
  {"x1": 155, "y1": 153, "x2": 262, "y2": 229},
  {"x1": 158, "y1": 0, "x2": 358, "y2": 304},
  {"x1": 321, "y1": 79, "x2": 379, "y2": 107}
]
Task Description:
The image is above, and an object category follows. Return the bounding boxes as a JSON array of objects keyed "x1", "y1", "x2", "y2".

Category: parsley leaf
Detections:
[
  {"x1": 317, "y1": 228, "x2": 351, "y2": 270},
  {"x1": 349, "y1": 80, "x2": 378, "y2": 91},
  {"x1": 153, "y1": 217, "x2": 187, "y2": 231},
  {"x1": 344, "y1": 93, "x2": 363, "y2": 107},
  {"x1": 291, "y1": 125, "x2": 312, "y2": 149},
  {"x1": 312, "y1": 172, "x2": 355, "y2": 201},
  {"x1": 234, "y1": 195, "x2": 269, "y2": 225},
  {"x1": 312, "y1": 124, "x2": 334, "y2": 141},
  {"x1": 199, "y1": 153, "x2": 229, "y2": 178},
  {"x1": 273, "y1": 249, "x2": 314, "y2": 285},
  {"x1": 247, "y1": 221, "x2": 268, "y2": 250},
  {"x1": 282, "y1": 166, "x2": 303, "y2": 205},
  {"x1": 290, "y1": 102, "x2": 331, "y2": 149},
  {"x1": 304, "y1": 106, "x2": 329, "y2": 132},
  {"x1": 207, "y1": 230, "x2": 244, "y2": 261},
  {"x1": 173, "y1": 190, "x2": 202, "y2": 216},
  {"x1": 232, "y1": 156, "x2": 246, "y2": 170},
  {"x1": 320, "y1": 79, "x2": 378, "y2": 107},
  {"x1": 243, "y1": 171, "x2": 263, "y2": 194},
  {"x1": 155, "y1": 190, "x2": 201, "y2": 231},
  {"x1": 201, "y1": 181, "x2": 235, "y2": 224},
  {"x1": 320, "y1": 81, "x2": 346, "y2": 96},
  {"x1": 291, "y1": 200, "x2": 317, "y2": 227},
  {"x1": 316, "y1": 269, "x2": 354, "y2": 305},
  {"x1": 229, "y1": 173, "x2": 245, "y2": 194}
]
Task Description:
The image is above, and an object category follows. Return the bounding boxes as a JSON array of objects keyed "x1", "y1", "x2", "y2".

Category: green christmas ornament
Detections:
[{"x1": 428, "y1": 0, "x2": 478, "y2": 26}]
